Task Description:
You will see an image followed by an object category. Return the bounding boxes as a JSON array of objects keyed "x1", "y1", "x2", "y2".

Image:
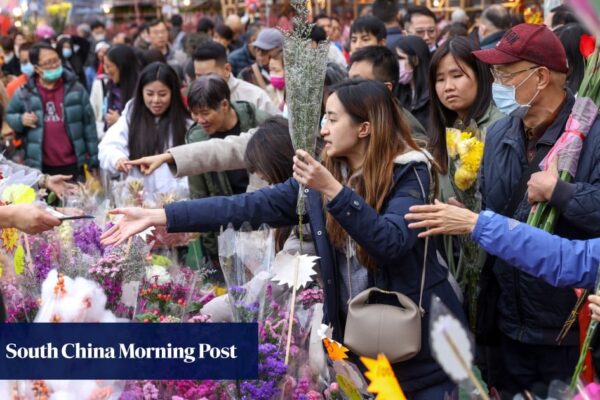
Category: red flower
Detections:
[{"x1": 580, "y1": 34, "x2": 596, "y2": 58}]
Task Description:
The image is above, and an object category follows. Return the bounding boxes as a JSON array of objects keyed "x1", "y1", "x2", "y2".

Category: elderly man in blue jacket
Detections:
[{"x1": 469, "y1": 23, "x2": 600, "y2": 395}]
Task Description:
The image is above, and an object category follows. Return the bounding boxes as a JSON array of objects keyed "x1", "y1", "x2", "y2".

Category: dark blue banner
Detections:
[{"x1": 0, "y1": 323, "x2": 258, "y2": 379}]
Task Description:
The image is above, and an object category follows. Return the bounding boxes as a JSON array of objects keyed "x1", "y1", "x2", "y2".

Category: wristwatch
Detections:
[{"x1": 37, "y1": 174, "x2": 49, "y2": 189}]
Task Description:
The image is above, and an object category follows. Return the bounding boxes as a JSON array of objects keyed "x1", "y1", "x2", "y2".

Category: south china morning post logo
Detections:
[
  {"x1": 5, "y1": 341, "x2": 238, "y2": 364},
  {"x1": 0, "y1": 323, "x2": 258, "y2": 380}
]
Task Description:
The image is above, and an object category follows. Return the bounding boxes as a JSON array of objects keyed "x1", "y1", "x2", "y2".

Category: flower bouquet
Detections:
[
  {"x1": 212, "y1": 223, "x2": 275, "y2": 323},
  {"x1": 45, "y1": 2, "x2": 72, "y2": 36},
  {"x1": 445, "y1": 126, "x2": 485, "y2": 325}
]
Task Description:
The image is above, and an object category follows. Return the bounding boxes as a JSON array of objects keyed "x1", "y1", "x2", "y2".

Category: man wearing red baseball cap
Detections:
[{"x1": 472, "y1": 23, "x2": 600, "y2": 396}]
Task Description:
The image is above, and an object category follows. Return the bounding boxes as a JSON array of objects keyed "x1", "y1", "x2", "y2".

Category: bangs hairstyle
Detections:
[
  {"x1": 323, "y1": 79, "x2": 420, "y2": 269},
  {"x1": 187, "y1": 74, "x2": 231, "y2": 111},
  {"x1": 129, "y1": 62, "x2": 189, "y2": 160},
  {"x1": 428, "y1": 36, "x2": 493, "y2": 173}
]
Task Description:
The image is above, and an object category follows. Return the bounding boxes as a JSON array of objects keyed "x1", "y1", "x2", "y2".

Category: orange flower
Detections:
[{"x1": 1, "y1": 228, "x2": 19, "y2": 252}]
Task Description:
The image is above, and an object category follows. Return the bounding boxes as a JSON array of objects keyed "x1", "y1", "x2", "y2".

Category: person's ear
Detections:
[
  {"x1": 384, "y1": 81, "x2": 393, "y2": 91},
  {"x1": 535, "y1": 67, "x2": 551, "y2": 91},
  {"x1": 379, "y1": 38, "x2": 386, "y2": 47},
  {"x1": 224, "y1": 63, "x2": 232, "y2": 79},
  {"x1": 358, "y1": 121, "x2": 371, "y2": 139}
]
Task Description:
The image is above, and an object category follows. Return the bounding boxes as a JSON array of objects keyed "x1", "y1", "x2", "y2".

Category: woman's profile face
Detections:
[
  {"x1": 320, "y1": 93, "x2": 363, "y2": 159},
  {"x1": 143, "y1": 80, "x2": 172, "y2": 116},
  {"x1": 104, "y1": 57, "x2": 119, "y2": 84},
  {"x1": 396, "y1": 48, "x2": 414, "y2": 73},
  {"x1": 435, "y1": 54, "x2": 478, "y2": 118}
]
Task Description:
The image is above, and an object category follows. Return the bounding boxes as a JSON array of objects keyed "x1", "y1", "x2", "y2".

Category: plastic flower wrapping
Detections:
[
  {"x1": 445, "y1": 125, "x2": 485, "y2": 326},
  {"x1": 111, "y1": 177, "x2": 198, "y2": 250}
]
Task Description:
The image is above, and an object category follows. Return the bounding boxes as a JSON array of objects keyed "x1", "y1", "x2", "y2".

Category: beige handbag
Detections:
[{"x1": 343, "y1": 167, "x2": 429, "y2": 364}]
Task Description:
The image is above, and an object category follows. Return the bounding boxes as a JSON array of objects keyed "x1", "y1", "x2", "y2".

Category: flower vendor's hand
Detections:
[
  {"x1": 527, "y1": 158, "x2": 559, "y2": 204},
  {"x1": 405, "y1": 199, "x2": 480, "y2": 238},
  {"x1": 293, "y1": 149, "x2": 342, "y2": 200},
  {"x1": 2, "y1": 204, "x2": 62, "y2": 234},
  {"x1": 100, "y1": 208, "x2": 167, "y2": 246},
  {"x1": 589, "y1": 295, "x2": 600, "y2": 322},
  {"x1": 126, "y1": 153, "x2": 174, "y2": 175},
  {"x1": 45, "y1": 174, "x2": 78, "y2": 199},
  {"x1": 116, "y1": 158, "x2": 132, "y2": 173}
]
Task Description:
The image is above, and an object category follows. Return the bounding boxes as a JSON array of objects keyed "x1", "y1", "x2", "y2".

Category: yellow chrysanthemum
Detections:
[
  {"x1": 454, "y1": 167, "x2": 478, "y2": 191},
  {"x1": 446, "y1": 128, "x2": 461, "y2": 158},
  {"x1": 459, "y1": 139, "x2": 484, "y2": 174},
  {"x1": 1, "y1": 228, "x2": 19, "y2": 252}
]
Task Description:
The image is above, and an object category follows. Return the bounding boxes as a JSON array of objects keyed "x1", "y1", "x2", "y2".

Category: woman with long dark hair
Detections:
[
  {"x1": 56, "y1": 35, "x2": 89, "y2": 88},
  {"x1": 554, "y1": 23, "x2": 588, "y2": 94},
  {"x1": 91, "y1": 45, "x2": 141, "y2": 138},
  {"x1": 99, "y1": 62, "x2": 191, "y2": 195},
  {"x1": 102, "y1": 79, "x2": 466, "y2": 399},
  {"x1": 393, "y1": 36, "x2": 432, "y2": 131},
  {"x1": 428, "y1": 37, "x2": 503, "y2": 193}
]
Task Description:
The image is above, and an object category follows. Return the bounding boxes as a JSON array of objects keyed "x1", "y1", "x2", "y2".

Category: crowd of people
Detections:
[{"x1": 0, "y1": 1, "x2": 599, "y2": 398}]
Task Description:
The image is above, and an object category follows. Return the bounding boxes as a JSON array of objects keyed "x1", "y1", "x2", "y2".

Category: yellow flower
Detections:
[
  {"x1": 61, "y1": 2, "x2": 72, "y2": 10},
  {"x1": 2, "y1": 184, "x2": 36, "y2": 204},
  {"x1": 47, "y1": 4, "x2": 60, "y2": 14},
  {"x1": 459, "y1": 138, "x2": 484, "y2": 174},
  {"x1": 14, "y1": 245, "x2": 25, "y2": 275},
  {"x1": 454, "y1": 167, "x2": 478, "y2": 191},
  {"x1": 214, "y1": 286, "x2": 228, "y2": 296},
  {"x1": 446, "y1": 128, "x2": 461, "y2": 158},
  {"x1": 1, "y1": 228, "x2": 19, "y2": 252}
]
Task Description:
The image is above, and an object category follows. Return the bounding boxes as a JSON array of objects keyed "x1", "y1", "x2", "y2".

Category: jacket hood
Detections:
[{"x1": 393, "y1": 149, "x2": 433, "y2": 170}]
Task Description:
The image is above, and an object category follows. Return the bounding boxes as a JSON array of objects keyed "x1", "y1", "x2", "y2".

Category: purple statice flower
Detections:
[
  {"x1": 293, "y1": 377, "x2": 311, "y2": 398},
  {"x1": 33, "y1": 240, "x2": 54, "y2": 283},
  {"x1": 239, "y1": 342, "x2": 288, "y2": 399},
  {"x1": 297, "y1": 287, "x2": 324, "y2": 308},
  {"x1": 6, "y1": 297, "x2": 39, "y2": 323},
  {"x1": 73, "y1": 221, "x2": 104, "y2": 255},
  {"x1": 142, "y1": 381, "x2": 159, "y2": 400},
  {"x1": 89, "y1": 254, "x2": 125, "y2": 309}
]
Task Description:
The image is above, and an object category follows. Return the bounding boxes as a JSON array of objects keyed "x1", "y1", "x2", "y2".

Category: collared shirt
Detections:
[{"x1": 524, "y1": 91, "x2": 566, "y2": 163}]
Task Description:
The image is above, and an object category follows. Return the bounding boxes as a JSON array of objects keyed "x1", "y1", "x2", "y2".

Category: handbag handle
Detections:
[
  {"x1": 349, "y1": 287, "x2": 419, "y2": 310},
  {"x1": 413, "y1": 166, "x2": 430, "y2": 315}
]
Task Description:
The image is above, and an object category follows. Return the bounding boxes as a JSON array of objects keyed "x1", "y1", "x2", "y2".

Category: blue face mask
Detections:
[
  {"x1": 492, "y1": 68, "x2": 540, "y2": 119},
  {"x1": 20, "y1": 62, "x2": 34, "y2": 77},
  {"x1": 42, "y1": 65, "x2": 63, "y2": 82},
  {"x1": 62, "y1": 48, "x2": 73, "y2": 59}
]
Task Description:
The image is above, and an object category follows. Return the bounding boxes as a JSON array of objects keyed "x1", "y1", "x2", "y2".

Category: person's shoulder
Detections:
[{"x1": 485, "y1": 115, "x2": 514, "y2": 142}]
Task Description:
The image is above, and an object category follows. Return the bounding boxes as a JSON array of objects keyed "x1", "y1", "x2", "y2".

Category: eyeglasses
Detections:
[
  {"x1": 38, "y1": 58, "x2": 61, "y2": 69},
  {"x1": 491, "y1": 66, "x2": 539, "y2": 84},
  {"x1": 414, "y1": 28, "x2": 437, "y2": 37}
]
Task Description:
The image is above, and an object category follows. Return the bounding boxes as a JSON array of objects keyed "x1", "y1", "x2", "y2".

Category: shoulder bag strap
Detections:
[{"x1": 413, "y1": 166, "x2": 429, "y2": 315}]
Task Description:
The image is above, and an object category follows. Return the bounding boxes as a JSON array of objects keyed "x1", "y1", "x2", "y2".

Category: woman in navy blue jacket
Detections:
[{"x1": 102, "y1": 79, "x2": 465, "y2": 399}]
